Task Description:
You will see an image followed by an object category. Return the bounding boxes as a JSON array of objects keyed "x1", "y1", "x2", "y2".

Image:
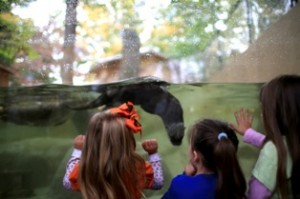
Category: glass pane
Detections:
[{"x1": 0, "y1": 1, "x2": 299, "y2": 198}]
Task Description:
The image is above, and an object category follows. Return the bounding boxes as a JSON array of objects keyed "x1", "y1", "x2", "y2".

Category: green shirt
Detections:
[{"x1": 252, "y1": 138, "x2": 292, "y2": 198}]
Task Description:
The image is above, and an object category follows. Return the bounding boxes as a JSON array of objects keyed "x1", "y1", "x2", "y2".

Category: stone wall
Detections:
[{"x1": 209, "y1": 5, "x2": 300, "y2": 83}]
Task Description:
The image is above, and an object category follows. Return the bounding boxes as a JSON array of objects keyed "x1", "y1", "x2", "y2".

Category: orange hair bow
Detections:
[{"x1": 109, "y1": 101, "x2": 142, "y2": 134}]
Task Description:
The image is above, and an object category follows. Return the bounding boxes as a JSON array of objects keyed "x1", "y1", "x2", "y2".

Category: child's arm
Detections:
[
  {"x1": 142, "y1": 139, "x2": 164, "y2": 189},
  {"x1": 247, "y1": 177, "x2": 273, "y2": 199},
  {"x1": 63, "y1": 149, "x2": 81, "y2": 190},
  {"x1": 243, "y1": 128, "x2": 266, "y2": 148},
  {"x1": 63, "y1": 134, "x2": 85, "y2": 190},
  {"x1": 231, "y1": 108, "x2": 265, "y2": 148}
]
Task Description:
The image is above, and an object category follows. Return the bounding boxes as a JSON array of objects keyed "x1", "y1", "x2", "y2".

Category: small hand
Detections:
[
  {"x1": 73, "y1": 134, "x2": 86, "y2": 150},
  {"x1": 184, "y1": 163, "x2": 196, "y2": 176},
  {"x1": 230, "y1": 108, "x2": 253, "y2": 136},
  {"x1": 142, "y1": 139, "x2": 158, "y2": 155}
]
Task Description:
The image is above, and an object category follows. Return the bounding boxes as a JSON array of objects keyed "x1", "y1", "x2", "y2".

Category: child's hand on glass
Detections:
[
  {"x1": 73, "y1": 134, "x2": 86, "y2": 150},
  {"x1": 142, "y1": 139, "x2": 158, "y2": 155},
  {"x1": 230, "y1": 108, "x2": 253, "y2": 136}
]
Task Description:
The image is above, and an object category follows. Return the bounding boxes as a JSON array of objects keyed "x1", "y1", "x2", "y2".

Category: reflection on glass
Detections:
[
  {"x1": 0, "y1": 1, "x2": 299, "y2": 198},
  {"x1": 0, "y1": 77, "x2": 263, "y2": 198},
  {"x1": 0, "y1": 0, "x2": 298, "y2": 86}
]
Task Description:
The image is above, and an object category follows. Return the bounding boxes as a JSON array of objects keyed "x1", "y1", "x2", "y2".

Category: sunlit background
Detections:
[{"x1": 1, "y1": 0, "x2": 299, "y2": 86}]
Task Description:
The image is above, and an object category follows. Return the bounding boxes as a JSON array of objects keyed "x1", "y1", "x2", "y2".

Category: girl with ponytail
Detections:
[{"x1": 162, "y1": 118, "x2": 246, "y2": 199}]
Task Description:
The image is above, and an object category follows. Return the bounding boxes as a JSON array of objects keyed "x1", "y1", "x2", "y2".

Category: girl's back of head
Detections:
[
  {"x1": 260, "y1": 74, "x2": 300, "y2": 139},
  {"x1": 189, "y1": 119, "x2": 246, "y2": 199},
  {"x1": 260, "y1": 74, "x2": 300, "y2": 198},
  {"x1": 79, "y1": 112, "x2": 145, "y2": 199}
]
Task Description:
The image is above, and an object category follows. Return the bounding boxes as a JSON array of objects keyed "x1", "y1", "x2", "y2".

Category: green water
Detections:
[{"x1": 0, "y1": 78, "x2": 264, "y2": 199}]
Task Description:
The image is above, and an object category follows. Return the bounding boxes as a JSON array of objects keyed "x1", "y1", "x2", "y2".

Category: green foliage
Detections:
[
  {"x1": 0, "y1": 0, "x2": 36, "y2": 68},
  {"x1": 82, "y1": 0, "x2": 139, "y2": 27},
  {"x1": 0, "y1": 0, "x2": 34, "y2": 12},
  {"x1": 150, "y1": 0, "x2": 287, "y2": 58},
  {"x1": 0, "y1": 0, "x2": 290, "y2": 85},
  {"x1": 0, "y1": 13, "x2": 35, "y2": 66}
]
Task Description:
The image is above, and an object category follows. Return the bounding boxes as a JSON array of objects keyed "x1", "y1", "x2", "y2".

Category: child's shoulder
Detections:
[
  {"x1": 172, "y1": 173, "x2": 216, "y2": 184},
  {"x1": 262, "y1": 137, "x2": 289, "y2": 156},
  {"x1": 261, "y1": 141, "x2": 277, "y2": 158},
  {"x1": 263, "y1": 141, "x2": 276, "y2": 149}
]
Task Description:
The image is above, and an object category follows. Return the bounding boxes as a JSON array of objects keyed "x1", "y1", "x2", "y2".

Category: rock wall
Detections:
[{"x1": 209, "y1": 4, "x2": 300, "y2": 83}]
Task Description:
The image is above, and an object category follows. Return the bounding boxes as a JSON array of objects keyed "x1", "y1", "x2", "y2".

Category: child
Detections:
[
  {"x1": 162, "y1": 118, "x2": 246, "y2": 199},
  {"x1": 231, "y1": 74, "x2": 300, "y2": 199},
  {"x1": 63, "y1": 101, "x2": 164, "y2": 199}
]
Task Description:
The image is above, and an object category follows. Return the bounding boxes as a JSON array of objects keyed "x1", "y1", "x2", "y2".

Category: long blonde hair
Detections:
[{"x1": 79, "y1": 112, "x2": 146, "y2": 199}]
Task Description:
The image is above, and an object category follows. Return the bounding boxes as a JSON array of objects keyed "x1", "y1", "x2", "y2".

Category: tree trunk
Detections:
[
  {"x1": 61, "y1": 0, "x2": 78, "y2": 85},
  {"x1": 119, "y1": 28, "x2": 141, "y2": 80},
  {"x1": 245, "y1": 0, "x2": 254, "y2": 44}
]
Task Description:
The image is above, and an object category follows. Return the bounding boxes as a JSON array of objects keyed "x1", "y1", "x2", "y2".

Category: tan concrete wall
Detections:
[{"x1": 209, "y1": 5, "x2": 300, "y2": 83}]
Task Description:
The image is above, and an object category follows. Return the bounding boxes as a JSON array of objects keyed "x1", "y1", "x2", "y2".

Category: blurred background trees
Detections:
[
  {"x1": 0, "y1": 0, "x2": 295, "y2": 85},
  {"x1": 0, "y1": 0, "x2": 35, "y2": 79}
]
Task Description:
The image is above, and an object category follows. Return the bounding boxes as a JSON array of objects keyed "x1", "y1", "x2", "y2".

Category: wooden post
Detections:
[
  {"x1": 119, "y1": 28, "x2": 141, "y2": 80},
  {"x1": 0, "y1": 65, "x2": 13, "y2": 87}
]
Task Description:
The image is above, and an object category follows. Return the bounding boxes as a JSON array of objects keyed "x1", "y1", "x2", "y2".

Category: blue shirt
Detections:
[{"x1": 162, "y1": 173, "x2": 217, "y2": 199}]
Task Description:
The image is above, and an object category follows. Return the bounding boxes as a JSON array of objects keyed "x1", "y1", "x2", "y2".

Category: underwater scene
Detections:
[{"x1": 0, "y1": 77, "x2": 264, "y2": 199}]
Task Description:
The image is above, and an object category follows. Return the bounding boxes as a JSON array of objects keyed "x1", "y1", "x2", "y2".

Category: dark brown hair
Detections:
[
  {"x1": 188, "y1": 118, "x2": 246, "y2": 199},
  {"x1": 260, "y1": 74, "x2": 300, "y2": 199},
  {"x1": 79, "y1": 112, "x2": 146, "y2": 199}
]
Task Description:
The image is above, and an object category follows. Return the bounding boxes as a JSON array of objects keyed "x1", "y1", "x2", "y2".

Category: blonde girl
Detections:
[{"x1": 63, "y1": 102, "x2": 163, "y2": 199}]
